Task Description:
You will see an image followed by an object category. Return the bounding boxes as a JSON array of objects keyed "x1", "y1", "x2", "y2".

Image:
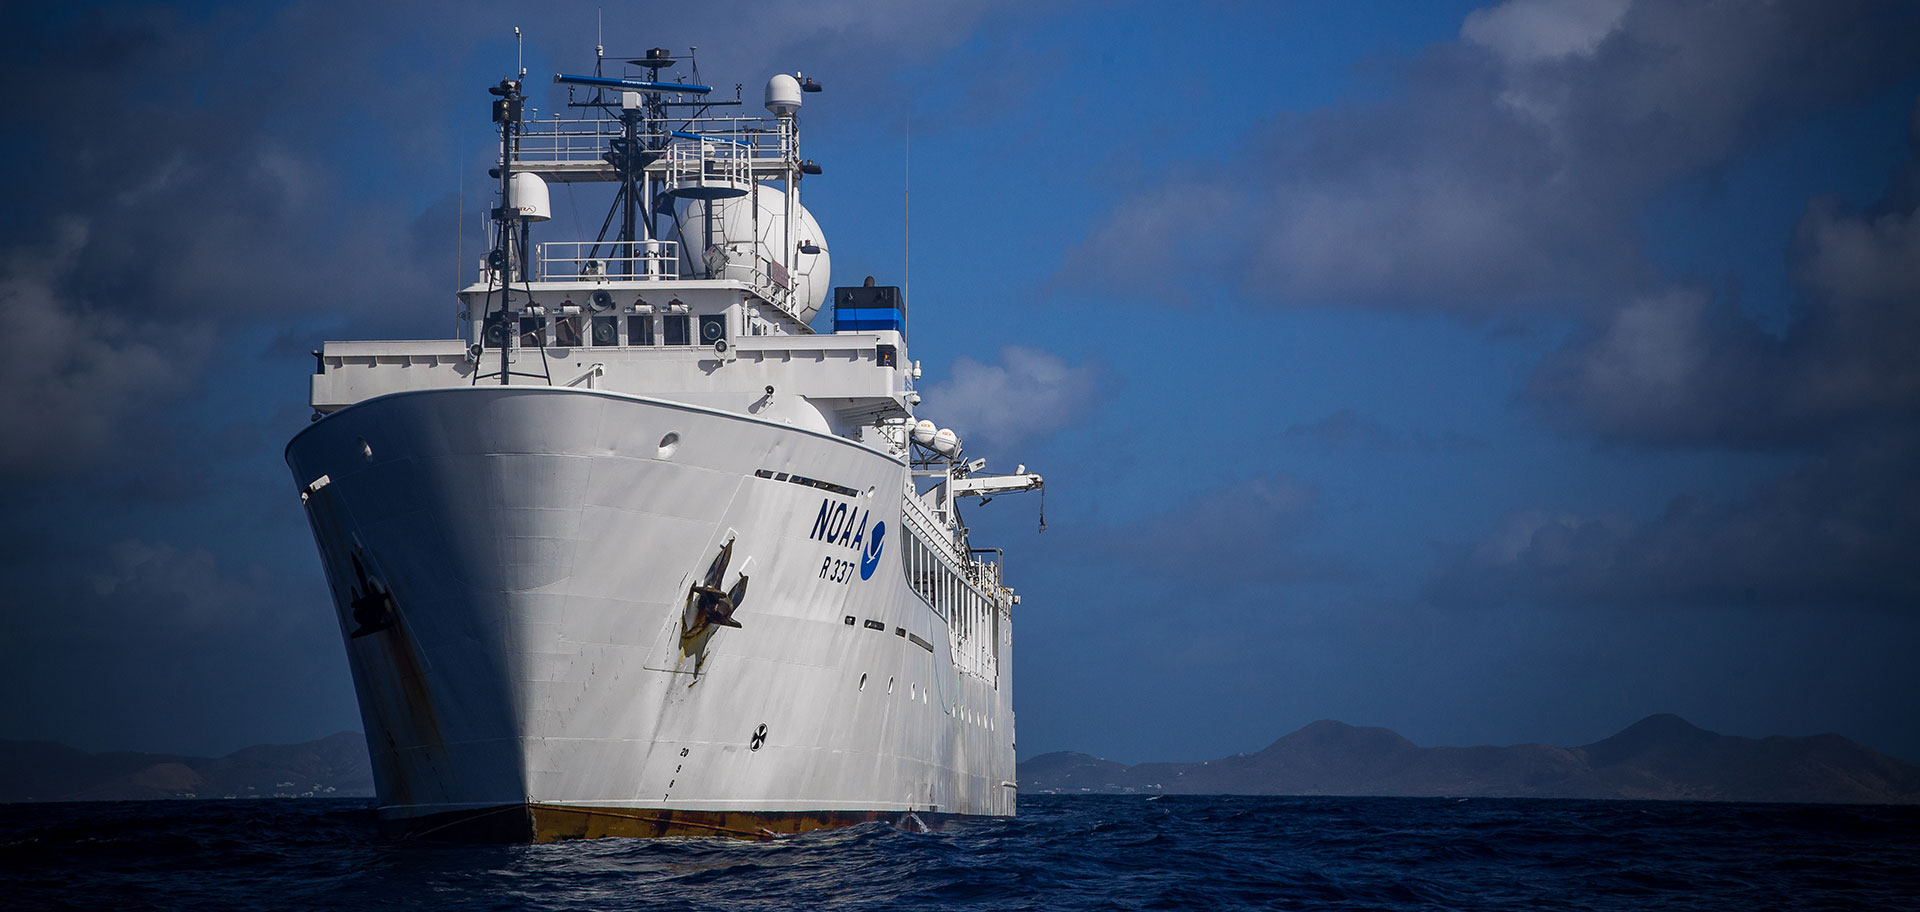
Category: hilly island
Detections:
[
  {"x1": 4, "y1": 715, "x2": 1915, "y2": 805},
  {"x1": 1023, "y1": 715, "x2": 1920, "y2": 804}
]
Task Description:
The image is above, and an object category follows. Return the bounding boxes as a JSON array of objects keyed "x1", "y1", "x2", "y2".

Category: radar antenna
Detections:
[{"x1": 555, "y1": 49, "x2": 713, "y2": 276}]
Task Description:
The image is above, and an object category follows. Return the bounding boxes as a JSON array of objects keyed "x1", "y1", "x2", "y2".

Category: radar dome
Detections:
[
  {"x1": 765, "y1": 73, "x2": 802, "y2": 116},
  {"x1": 669, "y1": 184, "x2": 831, "y2": 322},
  {"x1": 932, "y1": 428, "x2": 961, "y2": 458},
  {"x1": 509, "y1": 172, "x2": 551, "y2": 221}
]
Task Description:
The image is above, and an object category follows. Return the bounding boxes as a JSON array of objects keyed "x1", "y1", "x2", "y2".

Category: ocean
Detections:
[{"x1": 4, "y1": 795, "x2": 1915, "y2": 910}]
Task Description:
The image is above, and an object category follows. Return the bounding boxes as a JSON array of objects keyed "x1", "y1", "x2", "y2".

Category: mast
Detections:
[{"x1": 488, "y1": 76, "x2": 524, "y2": 386}]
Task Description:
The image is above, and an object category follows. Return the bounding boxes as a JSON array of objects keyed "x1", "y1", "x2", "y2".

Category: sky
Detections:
[{"x1": 2, "y1": 0, "x2": 1918, "y2": 765}]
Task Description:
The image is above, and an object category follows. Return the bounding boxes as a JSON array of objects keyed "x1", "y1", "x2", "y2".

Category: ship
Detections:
[{"x1": 284, "y1": 44, "x2": 1043, "y2": 841}]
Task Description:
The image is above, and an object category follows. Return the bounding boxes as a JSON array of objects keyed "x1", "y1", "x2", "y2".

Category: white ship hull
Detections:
[{"x1": 287, "y1": 387, "x2": 1015, "y2": 840}]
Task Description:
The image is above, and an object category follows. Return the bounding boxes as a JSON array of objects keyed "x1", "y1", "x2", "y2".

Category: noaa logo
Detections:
[
  {"x1": 860, "y1": 522, "x2": 886, "y2": 580},
  {"x1": 808, "y1": 497, "x2": 884, "y2": 585}
]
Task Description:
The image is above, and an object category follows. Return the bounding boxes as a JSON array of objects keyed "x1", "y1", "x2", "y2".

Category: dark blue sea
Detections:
[{"x1": 4, "y1": 795, "x2": 1916, "y2": 910}]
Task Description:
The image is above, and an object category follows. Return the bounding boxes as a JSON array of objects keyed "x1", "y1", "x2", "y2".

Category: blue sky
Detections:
[{"x1": 3, "y1": 0, "x2": 1918, "y2": 765}]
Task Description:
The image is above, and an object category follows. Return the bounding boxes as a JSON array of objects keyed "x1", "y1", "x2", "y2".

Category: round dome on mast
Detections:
[
  {"x1": 765, "y1": 73, "x2": 802, "y2": 116},
  {"x1": 669, "y1": 184, "x2": 831, "y2": 322},
  {"x1": 509, "y1": 172, "x2": 551, "y2": 221}
]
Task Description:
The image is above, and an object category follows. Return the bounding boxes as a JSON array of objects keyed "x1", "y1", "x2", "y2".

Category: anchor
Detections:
[
  {"x1": 683, "y1": 538, "x2": 749, "y2": 638},
  {"x1": 347, "y1": 552, "x2": 397, "y2": 638}
]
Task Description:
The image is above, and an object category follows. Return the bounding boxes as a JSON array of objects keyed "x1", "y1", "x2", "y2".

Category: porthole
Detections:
[
  {"x1": 887, "y1": 676, "x2": 895, "y2": 694},
  {"x1": 656, "y1": 432, "x2": 681, "y2": 459},
  {"x1": 357, "y1": 438, "x2": 373, "y2": 462},
  {"x1": 858, "y1": 673, "x2": 867, "y2": 691}
]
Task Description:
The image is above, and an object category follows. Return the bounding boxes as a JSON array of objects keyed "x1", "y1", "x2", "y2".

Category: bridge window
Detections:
[
  {"x1": 518, "y1": 316, "x2": 544, "y2": 347},
  {"x1": 663, "y1": 314, "x2": 691, "y2": 346},
  {"x1": 553, "y1": 315, "x2": 583, "y2": 347},
  {"x1": 628, "y1": 315, "x2": 655, "y2": 346}
]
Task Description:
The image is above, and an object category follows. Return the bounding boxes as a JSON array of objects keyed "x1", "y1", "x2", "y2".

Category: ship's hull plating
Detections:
[{"x1": 286, "y1": 387, "x2": 1014, "y2": 840}]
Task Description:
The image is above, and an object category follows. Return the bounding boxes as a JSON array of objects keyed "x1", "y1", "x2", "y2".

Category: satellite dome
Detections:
[
  {"x1": 912, "y1": 419, "x2": 937, "y2": 446},
  {"x1": 669, "y1": 183, "x2": 831, "y2": 322},
  {"x1": 765, "y1": 73, "x2": 802, "y2": 116},
  {"x1": 932, "y1": 428, "x2": 961, "y2": 458},
  {"x1": 509, "y1": 172, "x2": 551, "y2": 221}
]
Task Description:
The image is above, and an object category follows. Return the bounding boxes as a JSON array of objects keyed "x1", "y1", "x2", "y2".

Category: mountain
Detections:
[
  {"x1": 1020, "y1": 715, "x2": 1920, "y2": 804},
  {"x1": 13, "y1": 716, "x2": 1914, "y2": 805},
  {"x1": 0, "y1": 733, "x2": 373, "y2": 802}
]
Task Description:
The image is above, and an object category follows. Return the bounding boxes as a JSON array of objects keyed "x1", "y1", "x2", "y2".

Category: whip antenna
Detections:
[{"x1": 904, "y1": 117, "x2": 910, "y2": 315}]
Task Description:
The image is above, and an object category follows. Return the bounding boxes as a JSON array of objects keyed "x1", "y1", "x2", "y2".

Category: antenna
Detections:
[
  {"x1": 456, "y1": 151, "x2": 463, "y2": 306},
  {"x1": 905, "y1": 116, "x2": 910, "y2": 313},
  {"x1": 515, "y1": 26, "x2": 525, "y2": 78}
]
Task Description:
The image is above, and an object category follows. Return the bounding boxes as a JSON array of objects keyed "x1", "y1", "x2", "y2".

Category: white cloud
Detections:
[
  {"x1": 919, "y1": 345, "x2": 1105, "y2": 452},
  {"x1": 1462, "y1": 0, "x2": 1632, "y2": 67},
  {"x1": 1063, "y1": 1, "x2": 1918, "y2": 313}
]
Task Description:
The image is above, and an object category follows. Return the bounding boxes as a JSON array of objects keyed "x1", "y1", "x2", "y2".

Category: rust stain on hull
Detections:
[
  {"x1": 299, "y1": 479, "x2": 449, "y2": 808},
  {"x1": 388, "y1": 803, "x2": 988, "y2": 843}
]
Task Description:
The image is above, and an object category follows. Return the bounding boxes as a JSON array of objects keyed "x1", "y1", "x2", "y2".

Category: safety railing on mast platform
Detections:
[
  {"x1": 534, "y1": 240, "x2": 680, "y2": 281},
  {"x1": 511, "y1": 114, "x2": 793, "y2": 169}
]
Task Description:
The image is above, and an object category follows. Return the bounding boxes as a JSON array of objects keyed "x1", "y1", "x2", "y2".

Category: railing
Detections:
[
  {"x1": 534, "y1": 240, "x2": 679, "y2": 281},
  {"x1": 512, "y1": 113, "x2": 793, "y2": 169},
  {"x1": 664, "y1": 130, "x2": 754, "y2": 197},
  {"x1": 967, "y1": 548, "x2": 1005, "y2": 592}
]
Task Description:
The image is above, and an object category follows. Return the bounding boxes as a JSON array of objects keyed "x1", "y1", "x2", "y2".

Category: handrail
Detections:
[
  {"x1": 535, "y1": 240, "x2": 679, "y2": 281},
  {"x1": 511, "y1": 113, "x2": 792, "y2": 167},
  {"x1": 562, "y1": 363, "x2": 605, "y2": 388}
]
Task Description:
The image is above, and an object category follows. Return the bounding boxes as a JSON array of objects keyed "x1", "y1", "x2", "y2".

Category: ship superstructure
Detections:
[{"x1": 286, "y1": 45, "x2": 1042, "y2": 841}]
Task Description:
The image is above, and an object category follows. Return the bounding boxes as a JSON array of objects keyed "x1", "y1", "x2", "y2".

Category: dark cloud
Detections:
[
  {"x1": 0, "y1": 4, "x2": 472, "y2": 475},
  {"x1": 1425, "y1": 431, "x2": 1920, "y2": 610},
  {"x1": 1062, "y1": 0, "x2": 1920, "y2": 313},
  {"x1": 1492, "y1": 145, "x2": 1920, "y2": 608},
  {"x1": 0, "y1": 222, "x2": 212, "y2": 474},
  {"x1": 1095, "y1": 475, "x2": 1354, "y2": 584},
  {"x1": 1530, "y1": 97, "x2": 1920, "y2": 448},
  {"x1": 1055, "y1": 1, "x2": 1920, "y2": 626},
  {"x1": 1444, "y1": 110, "x2": 1920, "y2": 610}
]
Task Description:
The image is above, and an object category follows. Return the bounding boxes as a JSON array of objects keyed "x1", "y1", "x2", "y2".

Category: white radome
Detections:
[
  {"x1": 671, "y1": 183, "x2": 831, "y2": 323},
  {"x1": 764, "y1": 73, "x2": 802, "y2": 116},
  {"x1": 932, "y1": 427, "x2": 961, "y2": 458},
  {"x1": 510, "y1": 172, "x2": 552, "y2": 221}
]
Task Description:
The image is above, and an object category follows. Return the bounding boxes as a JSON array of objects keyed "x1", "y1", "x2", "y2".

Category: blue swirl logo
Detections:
[{"x1": 859, "y1": 522, "x2": 886, "y2": 580}]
